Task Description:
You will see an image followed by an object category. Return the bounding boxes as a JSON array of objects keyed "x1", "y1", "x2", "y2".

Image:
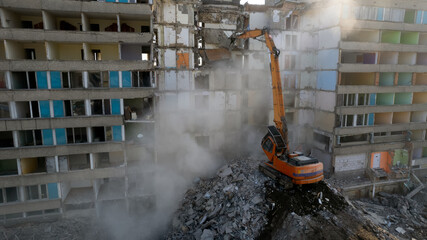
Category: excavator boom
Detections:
[
  {"x1": 234, "y1": 28, "x2": 323, "y2": 187},
  {"x1": 235, "y1": 29, "x2": 287, "y2": 152}
]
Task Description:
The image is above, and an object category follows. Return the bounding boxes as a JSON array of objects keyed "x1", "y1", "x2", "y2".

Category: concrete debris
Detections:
[
  {"x1": 0, "y1": 216, "x2": 100, "y2": 240},
  {"x1": 165, "y1": 156, "x2": 410, "y2": 240},
  {"x1": 395, "y1": 227, "x2": 406, "y2": 234},
  {"x1": 352, "y1": 189, "x2": 427, "y2": 239},
  {"x1": 164, "y1": 156, "x2": 269, "y2": 239},
  {"x1": 217, "y1": 166, "x2": 233, "y2": 178}
]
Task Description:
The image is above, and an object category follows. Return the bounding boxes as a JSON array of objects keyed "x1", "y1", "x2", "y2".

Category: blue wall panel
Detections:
[
  {"x1": 111, "y1": 99, "x2": 121, "y2": 115},
  {"x1": 36, "y1": 71, "x2": 48, "y2": 89},
  {"x1": 113, "y1": 126, "x2": 122, "y2": 141},
  {"x1": 317, "y1": 50, "x2": 339, "y2": 69},
  {"x1": 50, "y1": 71, "x2": 62, "y2": 89},
  {"x1": 377, "y1": 8, "x2": 384, "y2": 20},
  {"x1": 316, "y1": 71, "x2": 337, "y2": 91},
  {"x1": 55, "y1": 128, "x2": 67, "y2": 145},
  {"x1": 416, "y1": 11, "x2": 422, "y2": 24},
  {"x1": 53, "y1": 100, "x2": 64, "y2": 117},
  {"x1": 39, "y1": 101, "x2": 51, "y2": 118},
  {"x1": 369, "y1": 94, "x2": 376, "y2": 105},
  {"x1": 122, "y1": 71, "x2": 131, "y2": 88},
  {"x1": 47, "y1": 183, "x2": 59, "y2": 199},
  {"x1": 42, "y1": 129, "x2": 54, "y2": 145},
  {"x1": 110, "y1": 71, "x2": 119, "y2": 88},
  {"x1": 368, "y1": 114, "x2": 374, "y2": 125}
]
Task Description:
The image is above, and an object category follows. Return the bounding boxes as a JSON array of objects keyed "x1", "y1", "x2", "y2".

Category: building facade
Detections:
[{"x1": 0, "y1": 0, "x2": 156, "y2": 221}]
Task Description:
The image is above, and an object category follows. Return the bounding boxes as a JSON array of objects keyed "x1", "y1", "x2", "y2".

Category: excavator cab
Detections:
[{"x1": 261, "y1": 126, "x2": 287, "y2": 161}]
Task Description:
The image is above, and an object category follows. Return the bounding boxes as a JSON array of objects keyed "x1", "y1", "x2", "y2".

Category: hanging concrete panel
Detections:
[
  {"x1": 315, "y1": 91, "x2": 336, "y2": 112},
  {"x1": 164, "y1": 27, "x2": 176, "y2": 46},
  {"x1": 165, "y1": 71, "x2": 177, "y2": 90},
  {"x1": 177, "y1": 71, "x2": 190, "y2": 90},
  {"x1": 163, "y1": 4, "x2": 176, "y2": 23},
  {"x1": 58, "y1": 156, "x2": 68, "y2": 172},
  {"x1": 212, "y1": 91, "x2": 225, "y2": 110},
  {"x1": 335, "y1": 153, "x2": 366, "y2": 172},
  {"x1": 316, "y1": 71, "x2": 337, "y2": 91},
  {"x1": 299, "y1": 90, "x2": 315, "y2": 108},
  {"x1": 46, "y1": 156, "x2": 56, "y2": 173},
  {"x1": 178, "y1": 92, "x2": 191, "y2": 110},
  {"x1": 177, "y1": 5, "x2": 189, "y2": 25},
  {"x1": 177, "y1": 28, "x2": 189, "y2": 46},
  {"x1": 318, "y1": 49, "x2": 339, "y2": 69},
  {"x1": 164, "y1": 49, "x2": 176, "y2": 68},
  {"x1": 226, "y1": 92, "x2": 238, "y2": 110},
  {"x1": 318, "y1": 27, "x2": 340, "y2": 49}
]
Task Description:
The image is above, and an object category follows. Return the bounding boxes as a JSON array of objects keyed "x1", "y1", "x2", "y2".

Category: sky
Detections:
[{"x1": 240, "y1": 0, "x2": 265, "y2": 5}]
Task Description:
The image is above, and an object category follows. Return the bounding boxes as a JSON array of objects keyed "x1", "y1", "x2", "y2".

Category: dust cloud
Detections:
[{"x1": 94, "y1": 95, "x2": 232, "y2": 239}]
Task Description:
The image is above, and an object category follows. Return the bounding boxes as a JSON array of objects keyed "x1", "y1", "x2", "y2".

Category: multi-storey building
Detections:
[
  {"x1": 244, "y1": 0, "x2": 427, "y2": 198},
  {"x1": 0, "y1": 0, "x2": 156, "y2": 221}
]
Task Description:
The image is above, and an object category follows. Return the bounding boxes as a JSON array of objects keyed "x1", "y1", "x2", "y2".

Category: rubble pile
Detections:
[
  {"x1": 165, "y1": 156, "x2": 270, "y2": 240},
  {"x1": 258, "y1": 181, "x2": 395, "y2": 240},
  {"x1": 0, "y1": 216, "x2": 99, "y2": 240},
  {"x1": 353, "y1": 191, "x2": 427, "y2": 239}
]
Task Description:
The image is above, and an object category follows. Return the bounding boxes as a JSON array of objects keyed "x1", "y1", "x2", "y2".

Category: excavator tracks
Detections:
[{"x1": 259, "y1": 163, "x2": 293, "y2": 189}]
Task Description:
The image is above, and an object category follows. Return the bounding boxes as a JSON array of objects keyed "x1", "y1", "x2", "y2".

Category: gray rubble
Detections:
[
  {"x1": 352, "y1": 190, "x2": 427, "y2": 240},
  {"x1": 165, "y1": 156, "x2": 269, "y2": 240}
]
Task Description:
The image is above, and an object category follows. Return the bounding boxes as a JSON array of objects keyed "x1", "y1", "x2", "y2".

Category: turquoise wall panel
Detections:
[
  {"x1": 39, "y1": 101, "x2": 51, "y2": 118},
  {"x1": 122, "y1": 71, "x2": 131, "y2": 88},
  {"x1": 111, "y1": 99, "x2": 121, "y2": 115},
  {"x1": 53, "y1": 100, "x2": 64, "y2": 117},
  {"x1": 42, "y1": 129, "x2": 53, "y2": 145},
  {"x1": 50, "y1": 71, "x2": 61, "y2": 89},
  {"x1": 113, "y1": 126, "x2": 122, "y2": 141},
  {"x1": 47, "y1": 183, "x2": 59, "y2": 199},
  {"x1": 395, "y1": 93, "x2": 412, "y2": 105},
  {"x1": 36, "y1": 71, "x2": 48, "y2": 89},
  {"x1": 398, "y1": 73, "x2": 412, "y2": 86},
  {"x1": 379, "y1": 73, "x2": 394, "y2": 86},
  {"x1": 369, "y1": 93, "x2": 376, "y2": 105},
  {"x1": 376, "y1": 93, "x2": 394, "y2": 105},
  {"x1": 110, "y1": 71, "x2": 119, "y2": 88},
  {"x1": 55, "y1": 128, "x2": 66, "y2": 145}
]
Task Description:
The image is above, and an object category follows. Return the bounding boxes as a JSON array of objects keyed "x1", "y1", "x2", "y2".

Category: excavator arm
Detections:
[
  {"x1": 235, "y1": 28, "x2": 289, "y2": 155},
  {"x1": 233, "y1": 28, "x2": 324, "y2": 186}
]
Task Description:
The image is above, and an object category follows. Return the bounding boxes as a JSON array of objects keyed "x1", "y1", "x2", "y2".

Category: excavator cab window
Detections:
[{"x1": 262, "y1": 137, "x2": 274, "y2": 153}]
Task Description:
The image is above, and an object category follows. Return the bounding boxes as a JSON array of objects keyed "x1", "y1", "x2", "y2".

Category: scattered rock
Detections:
[
  {"x1": 395, "y1": 227, "x2": 406, "y2": 234},
  {"x1": 200, "y1": 229, "x2": 214, "y2": 240},
  {"x1": 217, "y1": 166, "x2": 233, "y2": 178}
]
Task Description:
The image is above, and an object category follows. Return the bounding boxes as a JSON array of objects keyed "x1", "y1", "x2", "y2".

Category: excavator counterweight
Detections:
[{"x1": 233, "y1": 28, "x2": 324, "y2": 187}]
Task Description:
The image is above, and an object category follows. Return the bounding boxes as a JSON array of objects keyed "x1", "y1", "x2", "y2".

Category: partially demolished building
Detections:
[{"x1": 0, "y1": 0, "x2": 426, "y2": 221}]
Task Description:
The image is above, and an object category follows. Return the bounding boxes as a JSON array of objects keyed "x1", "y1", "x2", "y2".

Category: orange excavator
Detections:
[{"x1": 233, "y1": 28, "x2": 323, "y2": 188}]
